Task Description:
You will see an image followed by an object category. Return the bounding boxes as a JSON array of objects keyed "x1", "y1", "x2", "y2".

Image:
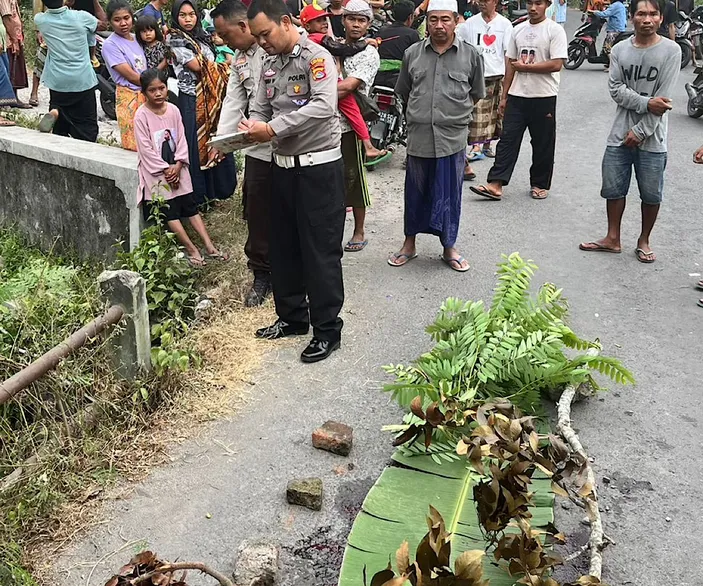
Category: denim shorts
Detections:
[{"x1": 601, "y1": 145, "x2": 667, "y2": 205}]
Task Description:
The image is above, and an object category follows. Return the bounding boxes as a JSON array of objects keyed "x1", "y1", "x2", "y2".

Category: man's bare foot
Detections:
[
  {"x1": 578, "y1": 238, "x2": 621, "y2": 253},
  {"x1": 362, "y1": 139, "x2": 387, "y2": 160}
]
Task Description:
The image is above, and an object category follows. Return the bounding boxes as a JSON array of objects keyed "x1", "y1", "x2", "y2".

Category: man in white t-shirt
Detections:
[
  {"x1": 470, "y1": 0, "x2": 567, "y2": 200},
  {"x1": 457, "y1": 0, "x2": 512, "y2": 179}
]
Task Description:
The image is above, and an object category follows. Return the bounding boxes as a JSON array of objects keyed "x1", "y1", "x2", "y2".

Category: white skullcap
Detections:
[
  {"x1": 343, "y1": 0, "x2": 374, "y2": 19},
  {"x1": 427, "y1": 0, "x2": 458, "y2": 12}
]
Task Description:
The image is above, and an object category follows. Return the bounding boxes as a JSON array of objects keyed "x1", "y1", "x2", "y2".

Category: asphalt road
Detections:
[{"x1": 54, "y1": 13, "x2": 703, "y2": 586}]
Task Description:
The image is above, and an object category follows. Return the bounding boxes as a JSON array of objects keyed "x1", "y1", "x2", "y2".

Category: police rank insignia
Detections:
[
  {"x1": 293, "y1": 84, "x2": 301, "y2": 94},
  {"x1": 310, "y1": 58, "x2": 326, "y2": 81}
]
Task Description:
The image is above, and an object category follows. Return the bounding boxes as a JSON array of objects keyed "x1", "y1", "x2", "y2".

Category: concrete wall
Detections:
[{"x1": 0, "y1": 127, "x2": 141, "y2": 260}]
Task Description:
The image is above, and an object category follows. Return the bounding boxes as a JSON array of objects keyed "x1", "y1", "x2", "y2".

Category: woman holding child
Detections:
[
  {"x1": 102, "y1": 0, "x2": 148, "y2": 150},
  {"x1": 167, "y1": 0, "x2": 236, "y2": 207}
]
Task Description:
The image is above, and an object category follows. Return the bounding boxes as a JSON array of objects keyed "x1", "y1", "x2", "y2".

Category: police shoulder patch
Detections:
[{"x1": 310, "y1": 57, "x2": 327, "y2": 81}]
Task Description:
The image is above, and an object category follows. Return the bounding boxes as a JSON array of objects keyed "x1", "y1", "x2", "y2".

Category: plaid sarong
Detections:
[{"x1": 468, "y1": 75, "x2": 503, "y2": 145}]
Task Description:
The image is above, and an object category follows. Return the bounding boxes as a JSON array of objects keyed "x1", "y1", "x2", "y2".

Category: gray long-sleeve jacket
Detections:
[
  {"x1": 607, "y1": 37, "x2": 681, "y2": 153},
  {"x1": 395, "y1": 35, "x2": 485, "y2": 158}
]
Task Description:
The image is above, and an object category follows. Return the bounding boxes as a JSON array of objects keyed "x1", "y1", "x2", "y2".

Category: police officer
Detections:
[
  {"x1": 211, "y1": 0, "x2": 273, "y2": 308},
  {"x1": 240, "y1": 0, "x2": 345, "y2": 363}
]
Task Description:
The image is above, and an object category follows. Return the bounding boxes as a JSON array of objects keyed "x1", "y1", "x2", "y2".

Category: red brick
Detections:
[{"x1": 312, "y1": 420, "x2": 353, "y2": 456}]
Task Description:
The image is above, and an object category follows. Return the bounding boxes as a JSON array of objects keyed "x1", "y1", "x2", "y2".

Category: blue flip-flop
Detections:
[
  {"x1": 344, "y1": 239, "x2": 368, "y2": 252},
  {"x1": 466, "y1": 151, "x2": 485, "y2": 162}
]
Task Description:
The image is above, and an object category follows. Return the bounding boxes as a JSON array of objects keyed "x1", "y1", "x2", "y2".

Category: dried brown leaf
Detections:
[{"x1": 396, "y1": 541, "x2": 410, "y2": 575}]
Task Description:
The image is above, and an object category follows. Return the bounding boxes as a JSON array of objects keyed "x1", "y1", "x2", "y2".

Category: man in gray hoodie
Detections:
[{"x1": 579, "y1": 0, "x2": 680, "y2": 264}]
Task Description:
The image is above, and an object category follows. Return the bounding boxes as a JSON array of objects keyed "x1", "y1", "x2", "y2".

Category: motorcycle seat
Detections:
[{"x1": 512, "y1": 8, "x2": 528, "y2": 17}]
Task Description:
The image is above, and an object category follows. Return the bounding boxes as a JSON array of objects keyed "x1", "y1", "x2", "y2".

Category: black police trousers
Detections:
[{"x1": 270, "y1": 158, "x2": 346, "y2": 343}]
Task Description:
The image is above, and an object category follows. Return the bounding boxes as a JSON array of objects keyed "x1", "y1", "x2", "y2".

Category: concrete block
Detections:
[
  {"x1": 286, "y1": 478, "x2": 323, "y2": 511},
  {"x1": 312, "y1": 421, "x2": 353, "y2": 456},
  {"x1": 0, "y1": 126, "x2": 143, "y2": 259},
  {"x1": 97, "y1": 270, "x2": 151, "y2": 380},
  {"x1": 233, "y1": 540, "x2": 279, "y2": 586}
]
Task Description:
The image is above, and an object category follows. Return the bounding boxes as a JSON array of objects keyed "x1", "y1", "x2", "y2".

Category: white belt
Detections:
[{"x1": 273, "y1": 147, "x2": 342, "y2": 169}]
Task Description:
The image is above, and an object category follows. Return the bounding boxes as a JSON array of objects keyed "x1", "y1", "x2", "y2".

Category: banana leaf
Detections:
[{"x1": 337, "y1": 450, "x2": 554, "y2": 586}]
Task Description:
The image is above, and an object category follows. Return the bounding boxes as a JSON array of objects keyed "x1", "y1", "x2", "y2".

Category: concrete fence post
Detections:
[{"x1": 97, "y1": 270, "x2": 151, "y2": 380}]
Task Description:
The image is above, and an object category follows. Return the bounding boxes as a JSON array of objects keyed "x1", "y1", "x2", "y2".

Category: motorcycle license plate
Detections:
[{"x1": 379, "y1": 111, "x2": 396, "y2": 125}]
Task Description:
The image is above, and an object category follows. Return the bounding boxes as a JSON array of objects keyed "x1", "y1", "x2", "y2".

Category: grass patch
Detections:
[{"x1": 0, "y1": 193, "x2": 273, "y2": 585}]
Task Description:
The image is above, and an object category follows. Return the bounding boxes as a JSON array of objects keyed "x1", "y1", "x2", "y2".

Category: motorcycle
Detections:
[
  {"x1": 690, "y1": 5, "x2": 703, "y2": 59},
  {"x1": 675, "y1": 11, "x2": 695, "y2": 69},
  {"x1": 500, "y1": 0, "x2": 529, "y2": 25},
  {"x1": 95, "y1": 32, "x2": 117, "y2": 120},
  {"x1": 685, "y1": 64, "x2": 703, "y2": 117},
  {"x1": 365, "y1": 84, "x2": 406, "y2": 170},
  {"x1": 564, "y1": 13, "x2": 632, "y2": 70}
]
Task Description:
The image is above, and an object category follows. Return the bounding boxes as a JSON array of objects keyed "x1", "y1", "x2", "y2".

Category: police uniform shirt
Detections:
[
  {"x1": 217, "y1": 42, "x2": 271, "y2": 162},
  {"x1": 250, "y1": 31, "x2": 341, "y2": 157}
]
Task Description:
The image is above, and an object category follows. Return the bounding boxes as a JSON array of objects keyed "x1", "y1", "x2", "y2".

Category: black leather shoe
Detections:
[
  {"x1": 245, "y1": 275, "x2": 272, "y2": 307},
  {"x1": 255, "y1": 320, "x2": 309, "y2": 339},
  {"x1": 300, "y1": 337, "x2": 340, "y2": 363}
]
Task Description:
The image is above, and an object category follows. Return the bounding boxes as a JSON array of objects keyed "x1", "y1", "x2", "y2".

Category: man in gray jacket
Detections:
[
  {"x1": 579, "y1": 0, "x2": 680, "y2": 264},
  {"x1": 388, "y1": 0, "x2": 484, "y2": 272}
]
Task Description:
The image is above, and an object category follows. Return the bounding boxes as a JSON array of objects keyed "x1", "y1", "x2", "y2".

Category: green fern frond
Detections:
[{"x1": 490, "y1": 253, "x2": 538, "y2": 322}]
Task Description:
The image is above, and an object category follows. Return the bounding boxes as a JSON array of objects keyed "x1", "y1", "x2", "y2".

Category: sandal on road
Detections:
[
  {"x1": 442, "y1": 255, "x2": 470, "y2": 272},
  {"x1": 0, "y1": 117, "x2": 15, "y2": 127},
  {"x1": 696, "y1": 280, "x2": 703, "y2": 290},
  {"x1": 466, "y1": 150, "x2": 485, "y2": 162},
  {"x1": 344, "y1": 239, "x2": 368, "y2": 252},
  {"x1": 698, "y1": 298, "x2": 703, "y2": 308},
  {"x1": 388, "y1": 251, "x2": 417, "y2": 267},
  {"x1": 635, "y1": 248, "x2": 656, "y2": 263},
  {"x1": 579, "y1": 242, "x2": 621, "y2": 253},
  {"x1": 28, "y1": 97, "x2": 39, "y2": 107},
  {"x1": 463, "y1": 169, "x2": 476, "y2": 181},
  {"x1": 530, "y1": 187, "x2": 549, "y2": 199},
  {"x1": 470, "y1": 185, "x2": 502, "y2": 200},
  {"x1": 482, "y1": 146, "x2": 496, "y2": 158}
]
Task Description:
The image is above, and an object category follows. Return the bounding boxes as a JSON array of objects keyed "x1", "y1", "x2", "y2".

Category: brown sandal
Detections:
[{"x1": 530, "y1": 187, "x2": 549, "y2": 199}]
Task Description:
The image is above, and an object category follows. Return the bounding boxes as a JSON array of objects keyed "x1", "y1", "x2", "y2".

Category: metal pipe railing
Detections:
[{"x1": 0, "y1": 304, "x2": 125, "y2": 405}]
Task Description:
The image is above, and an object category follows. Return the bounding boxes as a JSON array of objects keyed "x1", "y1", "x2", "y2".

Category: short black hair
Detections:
[
  {"x1": 392, "y1": 0, "x2": 415, "y2": 22},
  {"x1": 42, "y1": 0, "x2": 63, "y2": 8},
  {"x1": 135, "y1": 14, "x2": 164, "y2": 43},
  {"x1": 140, "y1": 67, "x2": 169, "y2": 93},
  {"x1": 211, "y1": 0, "x2": 248, "y2": 22},
  {"x1": 247, "y1": 0, "x2": 290, "y2": 23},
  {"x1": 106, "y1": 0, "x2": 133, "y2": 20},
  {"x1": 629, "y1": 0, "x2": 664, "y2": 17}
]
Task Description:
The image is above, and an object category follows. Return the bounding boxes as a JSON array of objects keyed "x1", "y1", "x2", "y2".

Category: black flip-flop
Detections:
[
  {"x1": 463, "y1": 171, "x2": 476, "y2": 181},
  {"x1": 470, "y1": 185, "x2": 502, "y2": 200},
  {"x1": 579, "y1": 242, "x2": 621, "y2": 253},
  {"x1": 698, "y1": 298, "x2": 703, "y2": 308}
]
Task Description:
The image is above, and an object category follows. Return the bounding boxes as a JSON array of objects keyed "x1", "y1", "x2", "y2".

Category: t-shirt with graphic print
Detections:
[
  {"x1": 101, "y1": 33, "x2": 148, "y2": 91},
  {"x1": 457, "y1": 12, "x2": 512, "y2": 78},
  {"x1": 340, "y1": 44, "x2": 380, "y2": 134},
  {"x1": 506, "y1": 18, "x2": 567, "y2": 98}
]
